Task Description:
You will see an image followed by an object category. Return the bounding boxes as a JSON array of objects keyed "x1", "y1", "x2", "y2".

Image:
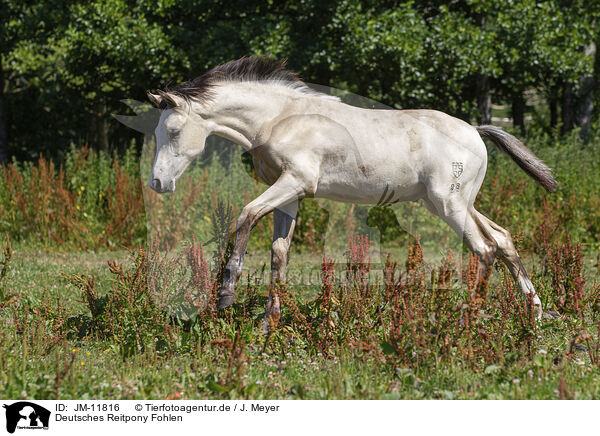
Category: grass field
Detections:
[
  {"x1": 1, "y1": 130, "x2": 600, "y2": 400},
  {"x1": 1, "y1": 235, "x2": 599, "y2": 400}
]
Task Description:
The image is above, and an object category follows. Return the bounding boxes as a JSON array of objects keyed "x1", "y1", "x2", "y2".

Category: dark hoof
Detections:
[
  {"x1": 218, "y1": 294, "x2": 235, "y2": 310},
  {"x1": 543, "y1": 310, "x2": 561, "y2": 320}
]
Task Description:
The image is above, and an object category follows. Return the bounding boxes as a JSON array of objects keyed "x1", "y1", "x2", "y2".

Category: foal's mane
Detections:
[{"x1": 158, "y1": 56, "x2": 337, "y2": 108}]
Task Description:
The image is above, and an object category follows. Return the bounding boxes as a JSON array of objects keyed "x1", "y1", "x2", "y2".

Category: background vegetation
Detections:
[{"x1": 1, "y1": 0, "x2": 599, "y2": 160}]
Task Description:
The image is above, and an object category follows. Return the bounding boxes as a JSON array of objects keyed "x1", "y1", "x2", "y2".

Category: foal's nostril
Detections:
[{"x1": 151, "y1": 178, "x2": 161, "y2": 191}]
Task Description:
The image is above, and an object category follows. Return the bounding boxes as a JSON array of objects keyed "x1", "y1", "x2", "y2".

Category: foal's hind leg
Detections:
[
  {"x1": 425, "y1": 190, "x2": 542, "y2": 319},
  {"x1": 263, "y1": 202, "x2": 298, "y2": 335},
  {"x1": 422, "y1": 197, "x2": 498, "y2": 293},
  {"x1": 474, "y1": 211, "x2": 542, "y2": 318}
]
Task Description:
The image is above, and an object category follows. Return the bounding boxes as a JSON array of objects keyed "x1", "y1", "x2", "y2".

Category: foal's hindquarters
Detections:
[{"x1": 420, "y1": 137, "x2": 542, "y2": 318}]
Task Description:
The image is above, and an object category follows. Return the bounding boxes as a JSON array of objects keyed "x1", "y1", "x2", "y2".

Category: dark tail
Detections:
[{"x1": 476, "y1": 125, "x2": 557, "y2": 193}]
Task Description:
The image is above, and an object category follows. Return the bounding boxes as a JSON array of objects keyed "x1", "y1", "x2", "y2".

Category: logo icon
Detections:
[
  {"x1": 3, "y1": 402, "x2": 50, "y2": 434},
  {"x1": 452, "y1": 162, "x2": 463, "y2": 178}
]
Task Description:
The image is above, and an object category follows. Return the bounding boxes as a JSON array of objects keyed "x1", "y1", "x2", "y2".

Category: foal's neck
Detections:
[{"x1": 201, "y1": 82, "x2": 294, "y2": 150}]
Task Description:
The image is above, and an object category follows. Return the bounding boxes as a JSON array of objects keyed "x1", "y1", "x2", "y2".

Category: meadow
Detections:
[{"x1": 1, "y1": 127, "x2": 599, "y2": 400}]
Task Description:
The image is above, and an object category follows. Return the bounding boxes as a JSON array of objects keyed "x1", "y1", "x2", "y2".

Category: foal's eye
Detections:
[
  {"x1": 167, "y1": 142, "x2": 180, "y2": 156},
  {"x1": 168, "y1": 129, "x2": 180, "y2": 140}
]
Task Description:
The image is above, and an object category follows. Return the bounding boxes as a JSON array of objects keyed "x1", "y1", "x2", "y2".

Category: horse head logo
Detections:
[{"x1": 3, "y1": 402, "x2": 50, "y2": 433}]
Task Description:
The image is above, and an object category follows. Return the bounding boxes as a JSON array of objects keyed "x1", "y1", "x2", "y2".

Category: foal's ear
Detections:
[
  {"x1": 157, "y1": 90, "x2": 181, "y2": 108},
  {"x1": 147, "y1": 91, "x2": 162, "y2": 107}
]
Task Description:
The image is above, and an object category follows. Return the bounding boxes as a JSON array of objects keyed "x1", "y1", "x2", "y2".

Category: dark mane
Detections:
[{"x1": 158, "y1": 56, "x2": 314, "y2": 108}]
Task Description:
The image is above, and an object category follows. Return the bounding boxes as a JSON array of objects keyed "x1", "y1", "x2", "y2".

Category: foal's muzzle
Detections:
[{"x1": 149, "y1": 178, "x2": 173, "y2": 193}]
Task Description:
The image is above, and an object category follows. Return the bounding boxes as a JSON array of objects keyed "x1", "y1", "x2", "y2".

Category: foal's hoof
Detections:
[
  {"x1": 543, "y1": 310, "x2": 561, "y2": 320},
  {"x1": 217, "y1": 294, "x2": 235, "y2": 310}
]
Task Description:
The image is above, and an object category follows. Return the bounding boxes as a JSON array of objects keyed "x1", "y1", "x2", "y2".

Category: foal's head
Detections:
[
  {"x1": 146, "y1": 91, "x2": 210, "y2": 193},
  {"x1": 147, "y1": 56, "x2": 309, "y2": 193}
]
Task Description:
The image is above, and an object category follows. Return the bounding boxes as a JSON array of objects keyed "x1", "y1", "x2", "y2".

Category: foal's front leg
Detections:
[
  {"x1": 262, "y1": 202, "x2": 298, "y2": 334},
  {"x1": 218, "y1": 174, "x2": 305, "y2": 310}
]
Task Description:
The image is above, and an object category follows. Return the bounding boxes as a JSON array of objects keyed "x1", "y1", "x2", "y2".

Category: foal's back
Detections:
[{"x1": 262, "y1": 99, "x2": 488, "y2": 205}]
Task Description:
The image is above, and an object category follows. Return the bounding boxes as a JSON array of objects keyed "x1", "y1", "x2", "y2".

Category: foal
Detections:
[{"x1": 147, "y1": 56, "x2": 557, "y2": 329}]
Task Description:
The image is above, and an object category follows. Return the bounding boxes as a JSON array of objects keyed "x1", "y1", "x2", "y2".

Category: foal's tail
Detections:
[{"x1": 476, "y1": 125, "x2": 557, "y2": 193}]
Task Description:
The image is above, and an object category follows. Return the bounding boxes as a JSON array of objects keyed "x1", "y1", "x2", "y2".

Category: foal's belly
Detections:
[
  {"x1": 315, "y1": 183, "x2": 426, "y2": 204},
  {"x1": 314, "y1": 168, "x2": 425, "y2": 205}
]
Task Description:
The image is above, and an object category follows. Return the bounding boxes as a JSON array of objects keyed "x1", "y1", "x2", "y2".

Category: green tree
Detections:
[
  {"x1": 2, "y1": 0, "x2": 599, "y2": 160},
  {"x1": 4, "y1": 0, "x2": 186, "y2": 158},
  {"x1": 493, "y1": 0, "x2": 595, "y2": 133}
]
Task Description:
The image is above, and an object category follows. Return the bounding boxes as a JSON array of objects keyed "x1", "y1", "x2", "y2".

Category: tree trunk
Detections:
[
  {"x1": 549, "y1": 91, "x2": 558, "y2": 130},
  {"x1": 0, "y1": 57, "x2": 8, "y2": 163},
  {"x1": 474, "y1": 13, "x2": 491, "y2": 125},
  {"x1": 512, "y1": 92, "x2": 525, "y2": 135},
  {"x1": 95, "y1": 99, "x2": 109, "y2": 151},
  {"x1": 561, "y1": 82, "x2": 574, "y2": 135},
  {"x1": 476, "y1": 73, "x2": 491, "y2": 125},
  {"x1": 576, "y1": 41, "x2": 596, "y2": 141}
]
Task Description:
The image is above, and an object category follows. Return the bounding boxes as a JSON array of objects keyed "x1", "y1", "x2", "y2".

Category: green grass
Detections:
[{"x1": 1, "y1": 242, "x2": 599, "y2": 400}]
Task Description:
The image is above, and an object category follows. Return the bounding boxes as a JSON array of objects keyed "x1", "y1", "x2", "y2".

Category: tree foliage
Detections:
[{"x1": 0, "y1": 0, "x2": 598, "y2": 159}]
